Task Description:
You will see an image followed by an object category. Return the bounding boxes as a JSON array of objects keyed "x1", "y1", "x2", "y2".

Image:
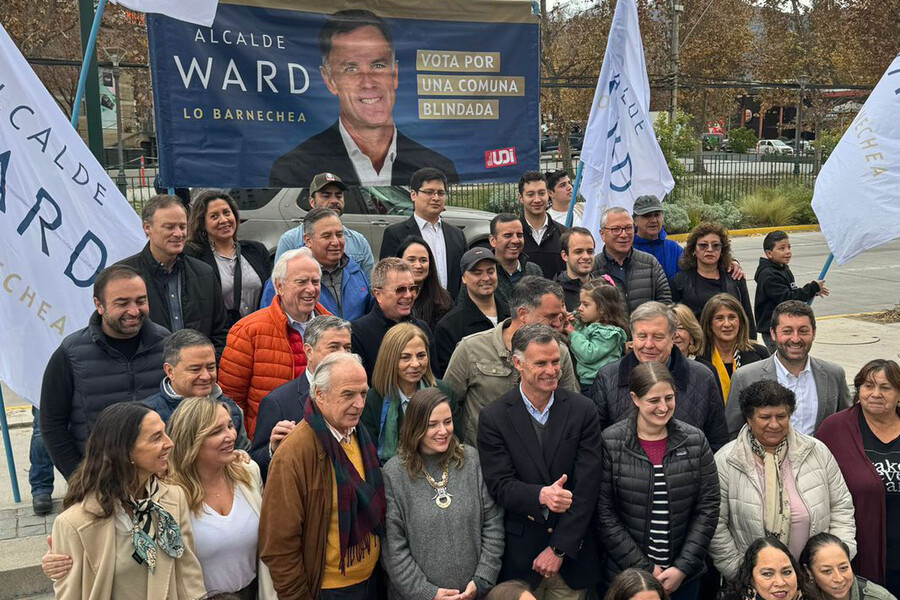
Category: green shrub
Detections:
[
  {"x1": 663, "y1": 203, "x2": 691, "y2": 233},
  {"x1": 728, "y1": 128, "x2": 757, "y2": 154},
  {"x1": 738, "y1": 181, "x2": 816, "y2": 227},
  {"x1": 671, "y1": 190, "x2": 742, "y2": 231}
]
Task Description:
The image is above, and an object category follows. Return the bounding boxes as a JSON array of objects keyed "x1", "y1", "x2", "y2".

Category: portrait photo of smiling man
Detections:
[{"x1": 269, "y1": 9, "x2": 459, "y2": 187}]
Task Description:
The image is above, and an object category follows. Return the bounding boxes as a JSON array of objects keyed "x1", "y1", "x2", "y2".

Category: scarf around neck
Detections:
[
  {"x1": 747, "y1": 429, "x2": 791, "y2": 545},
  {"x1": 123, "y1": 476, "x2": 184, "y2": 573},
  {"x1": 304, "y1": 397, "x2": 385, "y2": 573},
  {"x1": 711, "y1": 346, "x2": 742, "y2": 401}
]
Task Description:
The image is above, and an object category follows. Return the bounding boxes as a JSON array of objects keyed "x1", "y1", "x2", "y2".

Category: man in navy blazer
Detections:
[
  {"x1": 268, "y1": 10, "x2": 458, "y2": 187},
  {"x1": 249, "y1": 315, "x2": 352, "y2": 480},
  {"x1": 379, "y1": 167, "x2": 467, "y2": 299},
  {"x1": 478, "y1": 323, "x2": 603, "y2": 596}
]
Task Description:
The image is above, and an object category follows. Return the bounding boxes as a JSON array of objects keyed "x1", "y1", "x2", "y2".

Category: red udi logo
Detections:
[{"x1": 484, "y1": 147, "x2": 517, "y2": 169}]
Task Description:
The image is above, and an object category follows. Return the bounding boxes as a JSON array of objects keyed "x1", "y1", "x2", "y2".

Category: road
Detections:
[{"x1": 729, "y1": 230, "x2": 900, "y2": 317}]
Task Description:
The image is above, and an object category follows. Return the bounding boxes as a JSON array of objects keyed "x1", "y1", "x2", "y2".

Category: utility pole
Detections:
[
  {"x1": 76, "y1": 0, "x2": 105, "y2": 164},
  {"x1": 669, "y1": 0, "x2": 683, "y2": 122}
]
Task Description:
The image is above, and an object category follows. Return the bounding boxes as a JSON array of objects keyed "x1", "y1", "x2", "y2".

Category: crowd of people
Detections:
[{"x1": 27, "y1": 166, "x2": 898, "y2": 600}]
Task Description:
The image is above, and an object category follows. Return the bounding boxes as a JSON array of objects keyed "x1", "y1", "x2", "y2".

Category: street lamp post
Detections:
[
  {"x1": 103, "y1": 47, "x2": 128, "y2": 195},
  {"x1": 793, "y1": 74, "x2": 809, "y2": 176}
]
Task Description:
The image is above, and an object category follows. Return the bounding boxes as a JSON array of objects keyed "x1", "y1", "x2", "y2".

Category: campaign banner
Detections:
[
  {"x1": 0, "y1": 23, "x2": 146, "y2": 406},
  {"x1": 147, "y1": 0, "x2": 539, "y2": 188}
]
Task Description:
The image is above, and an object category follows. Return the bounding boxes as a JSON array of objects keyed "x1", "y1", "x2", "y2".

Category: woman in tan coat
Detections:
[{"x1": 50, "y1": 402, "x2": 206, "y2": 600}]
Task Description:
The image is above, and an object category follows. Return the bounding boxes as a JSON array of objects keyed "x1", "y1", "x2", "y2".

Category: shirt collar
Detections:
[
  {"x1": 325, "y1": 419, "x2": 355, "y2": 444},
  {"x1": 414, "y1": 213, "x2": 442, "y2": 230},
  {"x1": 774, "y1": 353, "x2": 812, "y2": 378},
  {"x1": 520, "y1": 384, "x2": 555, "y2": 421},
  {"x1": 526, "y1": 214, "x2": 549, "y2": 233},
  {"x1": 338, "y1": 119, "x2": 397, "y2": 165}
]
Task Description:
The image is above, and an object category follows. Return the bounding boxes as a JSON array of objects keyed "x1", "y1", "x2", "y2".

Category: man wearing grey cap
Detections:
[
  {"x1": 433, "y1": 248, "x2": 510, "y2": 377},
  {"x1": 273, "y1": 172, "x2": 375, "y2": 280},
  {"x1": 632, "y1": 194, "x2": 744, "y2": 282},
  {"x1": 631, "y1": 195, "x2": 684, "y2": 280}
]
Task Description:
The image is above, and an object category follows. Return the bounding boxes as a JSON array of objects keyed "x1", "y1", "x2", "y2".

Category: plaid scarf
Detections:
[{"x1": 304, "y1": 397, "x2": 385, "y2": 574}]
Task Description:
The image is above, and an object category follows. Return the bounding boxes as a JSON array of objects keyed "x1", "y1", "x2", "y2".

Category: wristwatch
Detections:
[{"x1": 551, "y1": 546, "x2": 566, "y2": 558}]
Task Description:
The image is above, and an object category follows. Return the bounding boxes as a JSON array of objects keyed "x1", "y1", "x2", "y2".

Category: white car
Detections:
[{"x1": 755, "y1": 139, "x2": 793, "y2": 156}]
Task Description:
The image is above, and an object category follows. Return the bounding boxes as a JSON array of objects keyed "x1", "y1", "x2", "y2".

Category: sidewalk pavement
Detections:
[{"x1": 0, "y1": 314, "x2": 898, "y2": 598}]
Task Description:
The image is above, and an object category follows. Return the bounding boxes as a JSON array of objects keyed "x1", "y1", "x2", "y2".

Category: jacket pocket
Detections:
[{"x1": 475, "y1": 361, "x2": 513, "y2": 379}]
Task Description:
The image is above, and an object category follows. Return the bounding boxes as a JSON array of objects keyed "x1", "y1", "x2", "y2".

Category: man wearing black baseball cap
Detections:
[{"x1": 432, "y1": 248, "x2": 510, "y2": 377}]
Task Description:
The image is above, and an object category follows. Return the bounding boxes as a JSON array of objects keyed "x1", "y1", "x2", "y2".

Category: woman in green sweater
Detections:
[
  {"x1": 360, "y1": 323, "x2": 461, "y2": 464},
  {"x1": 382, "y1": 388, "x2": 504, "y2": 600}
]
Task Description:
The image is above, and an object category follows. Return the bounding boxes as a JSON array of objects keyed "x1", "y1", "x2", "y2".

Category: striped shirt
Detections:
[{"x1": 639, "y1": 437, "x2": 670, "y2": 568}]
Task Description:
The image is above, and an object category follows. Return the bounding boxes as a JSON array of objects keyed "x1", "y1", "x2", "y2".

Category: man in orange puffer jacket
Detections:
[{"x1": 219, "y1": 248, "x2": 332, "y2": 437}]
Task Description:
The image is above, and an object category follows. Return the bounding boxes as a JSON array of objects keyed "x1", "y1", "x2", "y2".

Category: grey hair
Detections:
[
  {"x1": 510, "y1": 323, "x2": 559, "y2": 363},
  {"x1": 508, "y1": 276, "x2": 564, "y2": 315},
  {"x1": 302, "y1": 207, "x2": 340, "y2": 237},
  {"x1": 141, "y1": 194, "x2": 186, "y2": 223},
  {"x1": 371, "y1": 257, "x2": 410, "y2": 290},
  {"x1": 311, "y1": 352, "x2": 364, "y2": 397},
  {"x1": 272, "y1": 247, "x2": 321, "y2": 284},
  {"x1": 163, "y1": 329, "x2": 213, "y2": 366},
  {"x1": 304, "y1": 315, "x2": 351, "y2": 348},
  {"x1": 630, "y1": 301, "x2": 678, "y2": 335},
  {"x1": 600, "y1": 206, "x2": 631, "y2": 229}
]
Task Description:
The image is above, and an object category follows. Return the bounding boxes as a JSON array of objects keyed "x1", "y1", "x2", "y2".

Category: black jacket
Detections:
[
  {"x1": 185, "y1": 240, "x2": 272, "y2": 324},
  {"x1": 118, "y1": 244, "x2": 229, "y2": 355},
  {"x1": 520, "y1": 215, "x2": 567, "y2": 279},
  {"x1": 249, "y1": 373, "x2": 310, "y2": 481},
  {"x1": 351, "y1": 302, "x2": 436, "y2": 381},
  {"x1": 269, "y1": 121, "x2": 459, "y2": 187},
  {"x1": 671, "y1": 267, "x2": 757, "y2": 338},
  {"x1": 432, "y1": 291, "x2": 510, "y2": 378},
  {"x1": 553, "y1": 271, "x2": 585, "y2": 311},
  {"x1": 591, "y1": 248, "x2": 671, "y2": 314},
  {"x1": 478, "y1": 387, "x2": 603, "y2": 590},
  {"x1": 379, "y1": 215, "x2": 467, "y2": 300},
  {"x1": 596, "y1": 417, "x2": 719, "y2": 584},
  {"x1": 753, "y1": 257, "x2": 821, "y2": 334},
  {"x1": 40, "y1": 313, "x2": 169, "y2": 478},
  {"x1": 588, "y1": 347, "x2": 729, "y2": 451},
  {"x1": 496, "y1": 258, "x2": 543, "y2": 307}
]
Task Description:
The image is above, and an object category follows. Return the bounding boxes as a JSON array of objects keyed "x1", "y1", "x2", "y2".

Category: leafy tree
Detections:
[
  {"x1": 727, "y1": 127, "x2": 757, "y2": 153},
  {"x1": 653, "y1": 110, "x2": 698, "y2": 185}
]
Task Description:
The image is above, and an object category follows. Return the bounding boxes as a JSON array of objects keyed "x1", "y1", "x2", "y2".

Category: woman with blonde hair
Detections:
[
  {"x1": 698, "y1": 294, "x2": 768, "y2": 400},
  {"x1": 382, "y1": 387, "x2": 504, "y2": 600},
  {"x1": 361, "y1": 323, "x2": 461, "y2": 463},
  {"x1": 670, "y1": 304, "x2": 703, "y2": 359},
  {"x1": 166, "y1": 396, "x2": 276, "y2": 599}
]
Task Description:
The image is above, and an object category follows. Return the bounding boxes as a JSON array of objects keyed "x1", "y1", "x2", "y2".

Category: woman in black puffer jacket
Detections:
[{"x1": 596, "y1": 361, "x2": 719, "y2": 600}]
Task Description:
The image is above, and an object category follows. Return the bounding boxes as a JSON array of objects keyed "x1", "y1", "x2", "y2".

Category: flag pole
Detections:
[
  {"x1": 70, "y1": 0, "x2": 109, "y2": 128},
  {"x1": 0, "y1": 385, "x2": 22, "y2": 503},
  {"x1": 565, "y1": 160, "x2": 585, "y2": 228},
  {"x1": 809, "y1": 252, "x2": 834, "y2": 306}
]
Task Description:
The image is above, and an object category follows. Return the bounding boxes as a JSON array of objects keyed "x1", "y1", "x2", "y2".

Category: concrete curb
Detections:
[
  {"x1": 668, "y1": 224, "x2": 820, "y2": 243},
  {"x1": 0, "y1": 536, "x2": 53, "y2": 600}
]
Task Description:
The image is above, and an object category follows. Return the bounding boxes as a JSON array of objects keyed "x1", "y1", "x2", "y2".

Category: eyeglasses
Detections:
[
  {"x1": 416, "y1": 189, "x2": 447, "y2": 199},
  {"x1": 378, "y1": 285, "x2": 420, "y2": 296},
  {"x1": 602, "y1": 225, "x2": 634, "y2": 236},
  {"x1": 697, "y1": 242, "x2": 722, "y2": 251}
]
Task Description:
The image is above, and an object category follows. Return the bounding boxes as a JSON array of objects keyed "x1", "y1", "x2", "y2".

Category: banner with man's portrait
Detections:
[{"x1": 148, "y1": 0, "x2": 539, "y2": 188}]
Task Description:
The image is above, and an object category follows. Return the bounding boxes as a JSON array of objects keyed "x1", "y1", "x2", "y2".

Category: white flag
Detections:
[
  {"x1": 811, "y1": 54, "x2": 900, "y2": 264},
  {"x1": 0, "y1": 23, "x2": 146, "y2": 406},
  {"x1": 579, "y1": 0, "x2": 674, "y2": 247},
  {"x1": 109, "y1": 0, "x2": 218, "y2": 26}
]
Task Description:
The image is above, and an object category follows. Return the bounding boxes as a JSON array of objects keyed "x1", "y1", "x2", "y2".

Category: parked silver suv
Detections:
[{"x1": 229, "y1": 186, "x2": 495, "y2": 257}]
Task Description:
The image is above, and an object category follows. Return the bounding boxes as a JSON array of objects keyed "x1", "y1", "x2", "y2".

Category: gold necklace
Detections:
[{"x1": 423, "y1": 467, "x2": 452, "y2": 509}]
